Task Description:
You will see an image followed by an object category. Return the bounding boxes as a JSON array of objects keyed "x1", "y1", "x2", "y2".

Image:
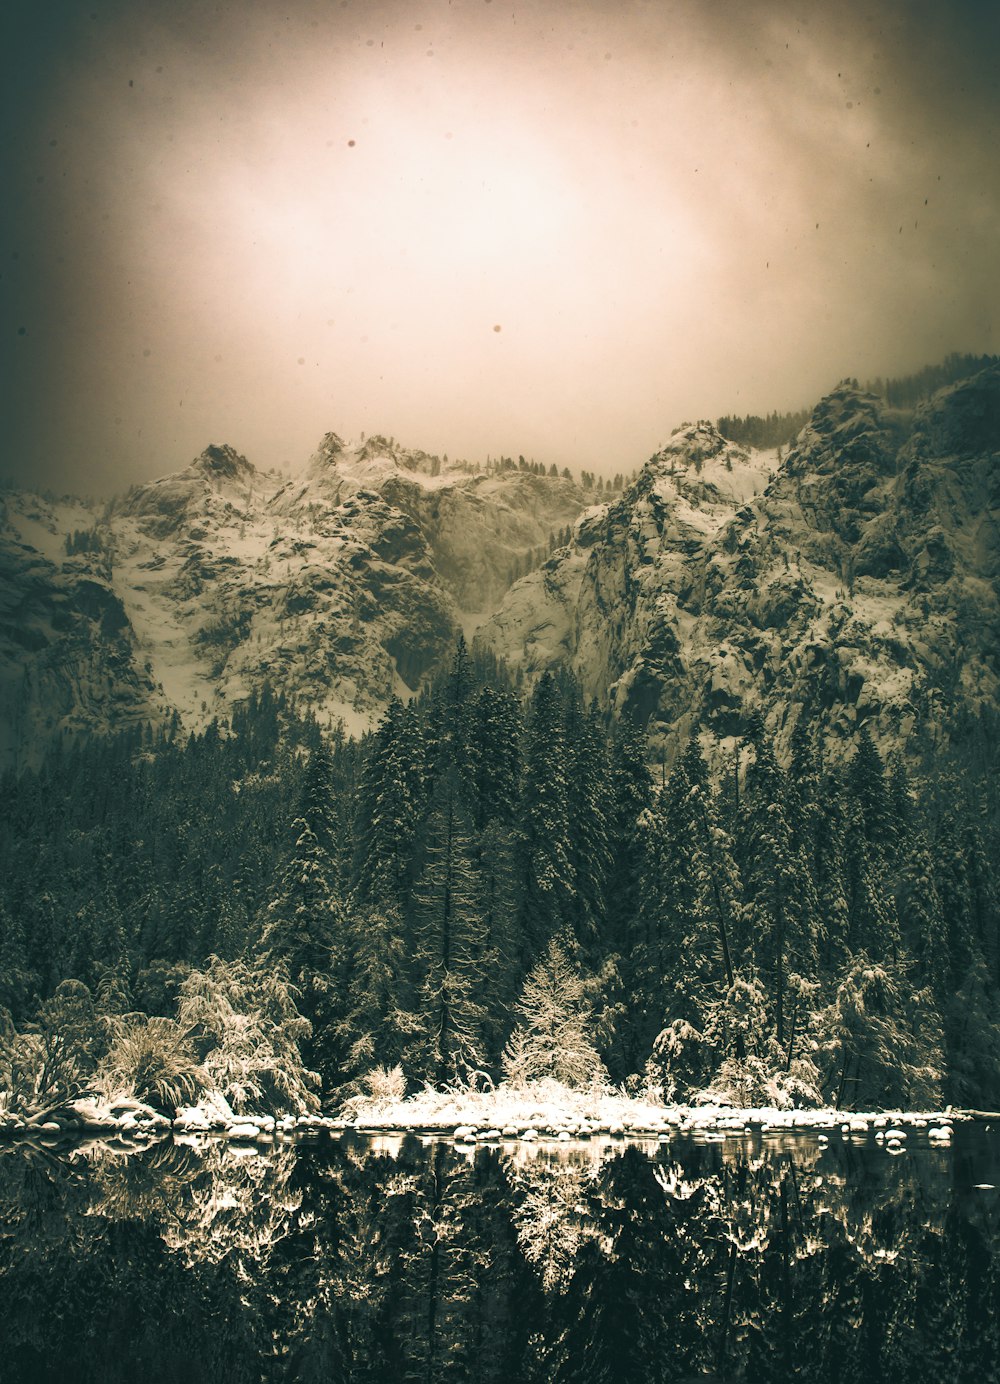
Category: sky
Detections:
[{"x1": 2, "y1": 0, "x2": 998, "y2": 495}]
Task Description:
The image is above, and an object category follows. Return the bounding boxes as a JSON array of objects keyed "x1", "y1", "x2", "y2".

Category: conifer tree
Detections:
[
  {"x1": 331, "y1": 899, "x2": 417, "y2": 1090},
  {"x1": 517, "y1": 674, "x2": 575, "y2": 959},
  {"x1": 563, "y1": 693, "x2": 612, "y2": 963},
  {"x1": 476, "y1": 817, "x2": 520, "y2": 1055},
  {"x1": 260, "y1": 818, "x2": 341, "y2": 988},
  {"x1": 467, "y1": 686, "x2": 521, "y2": 830},
  {"x1": 848, "y1": 727, "x2": 896, "y2": 857},
  {"x1": 605, "y1": 714, "x2": 653, "y2": 962},
  {"x1": 0, "y1": 899, "x2": 33, "y2": 1023},
  {"x1": 352, "y1": 699, "x2": 426, "y2": 907},
  {"x1": 408, "y1": 768, "x2": 489, "y2": 1084},
  {"x1": 897, "y1": 826, "x2": 949, "y2": 999},
  {"x1": 740, "y1": 734, "x2": 819, "y2": 1054}
]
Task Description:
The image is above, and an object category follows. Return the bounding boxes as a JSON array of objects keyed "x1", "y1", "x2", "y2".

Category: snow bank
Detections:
[{"x1": 341, "y1": 1080, "x2": 968, "y2": 1143}]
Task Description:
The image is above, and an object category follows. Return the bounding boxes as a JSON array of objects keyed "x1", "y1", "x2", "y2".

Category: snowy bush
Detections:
[
  {"x1": 363, "y1": 1063, "x2": 406, "y2": 1103},
  {"x1": 96, "y1": 1015, "x2": 205, "y2": 1113}
]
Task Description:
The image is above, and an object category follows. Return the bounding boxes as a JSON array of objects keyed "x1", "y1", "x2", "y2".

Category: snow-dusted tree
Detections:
[
  {"x1": 332, "y1": 900, "x2": 418, "y2": 1091},
  {"x1": 0, "y1": 898, "x2": 33, "y2": 1024},
  {"x1": 467, "y1": 685, "x2": 521, "y2": 830},
  {"x1": 260, "y1": 818, "x2": 341, "y2": 988},
  {"x1": 177, "y1": 955, "x2": 319, "y2": 1114},
  {"x1": 740, "y1": 734, "x2": 819, "y2": 1052},
  {"x1": 636, "y1": 739, "x2": 745, "y2": 1084},
  {"x1": 352, "y1": 698, "x2": 426, "y2": 908},
  {"x1": 563, "y1": 693, "x2": 612, "y2": 962},
  {"x1": 517, "y1": 674, "x2": 575, "y2": 957},
  {"x1": 817, "y1": 953, "x2": 943, "y2": 1109},
  {"x1": 476, "y1": 817, "x2": 520, "y2": 1056},
  {"x1": 946, "y1": 957, "x2": 1000, "y2": 1107},
  {"x1": 649, "y1": 970, "x2": 808, "y2": 1107},
  {"x1": 502, "y1": 939, "x2": 607, "y2": 1088},
  {"x1": 897, "y1": 826, "x2": 948, "y2": 998},
  {"x1": 847, "y1": 727, "x2": 896, "y2": 854}
]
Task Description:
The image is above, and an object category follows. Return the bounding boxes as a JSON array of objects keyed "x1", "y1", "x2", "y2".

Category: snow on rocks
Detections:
[{"x1": 0, "y1": 1080, "x2": 976, "y2": 1155}]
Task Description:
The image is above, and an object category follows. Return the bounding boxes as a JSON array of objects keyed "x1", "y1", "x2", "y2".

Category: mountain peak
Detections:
[
  {"x1": 190, "y1": 444, "x2": 256, "y2": 481},
  {"x1": 632, "y1": 421, "x2": 762, "y2": 506},
  {"x1": 644, "y1": 421, "x2": 749, "y2": 478}
]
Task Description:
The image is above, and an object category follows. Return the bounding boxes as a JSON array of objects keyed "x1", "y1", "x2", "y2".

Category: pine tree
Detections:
[
  {"x1": 740, "y1": 734, "x2": 819, "y2": 1056},
  {"x1": 352, "y1": 699, "x2": 426, "y2": 907},
  {"x1": 408, "y1": 768, "x2": 489, "y2": 1085},
  {"x1": 261, "y1": 818, "x2": 341, "y2": 988},
  {"x1": 331, "y1": 900, "x2": 418, "y2": 1090},
  {"x1": 517, "y1": 674, "x2": 575, "y2": 959},
  {"x1": 467, "y1": 686, "x2": 521, "y2": 830},
  {"x1": 476, "y1": 817, "x2": 520, "y2": 1056},
  {"x1": 848, "y1": 727, "x2": 896, "y2": 857},
  {"x1": 0, "y1": 898, "x2": 34, "y2": 1023},
  {"x1": 563, "y1": 693, "x2": 612, "y2": 963},
  {"x1": 897, "y1": 826, "x2": 948, "y2": 999},
  {"x1": 605, "y1": 715, "x2": 653, "y2": 961}
]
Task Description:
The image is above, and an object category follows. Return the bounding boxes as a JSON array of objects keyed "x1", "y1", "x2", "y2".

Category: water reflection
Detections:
[{"x1": 1, "y1": 1126, "x2": 998, "y2": 1383}]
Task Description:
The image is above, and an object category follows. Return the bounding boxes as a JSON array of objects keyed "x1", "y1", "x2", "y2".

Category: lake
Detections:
[{"x1": 1, "y1": 1123, "x2": 998, "y2": 1382}]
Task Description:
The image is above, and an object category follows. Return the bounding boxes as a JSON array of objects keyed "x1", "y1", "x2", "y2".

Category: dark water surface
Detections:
[{"x1": 1, "y1": 1123, "x2": 998, "y2": 1383}]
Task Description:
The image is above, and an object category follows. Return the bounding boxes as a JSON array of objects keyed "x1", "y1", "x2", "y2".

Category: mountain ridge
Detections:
[
  {"x1": 0, "y1": 435, "x2": 592, "y2": 764},
  {"x1": 2, "y1": 365, "x2": 998, "y2": 770}
]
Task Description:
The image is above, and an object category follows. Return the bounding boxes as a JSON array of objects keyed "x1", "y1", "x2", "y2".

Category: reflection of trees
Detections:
[
  {"x1": 508, "y1": 1153, "x2": 598, "y2": 1290},
  {"x1": 1, "y1": 1134, "x2": 998, "y2": 1382}
]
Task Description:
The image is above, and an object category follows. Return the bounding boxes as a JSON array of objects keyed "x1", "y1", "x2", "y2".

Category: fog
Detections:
[{"x1": 3, "y1": 0, "x2": 997, "y2": 494}]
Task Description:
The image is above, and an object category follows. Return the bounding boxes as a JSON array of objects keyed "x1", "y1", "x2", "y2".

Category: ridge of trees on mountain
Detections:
[
  {"x1": 717, "y1": 352, "x2": 1000, "y2": 452},
  {"x1": 2, "y1": 644, "x2": 998, "y2": 1118}
]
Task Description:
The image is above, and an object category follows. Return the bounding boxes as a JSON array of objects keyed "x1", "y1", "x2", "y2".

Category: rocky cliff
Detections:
[
  {"x1": 0, "y1": 437, "x2": 590, "y2": 764},
  {"x1": 477, "y1": 368, "x2": 1000, "y2": 765}
]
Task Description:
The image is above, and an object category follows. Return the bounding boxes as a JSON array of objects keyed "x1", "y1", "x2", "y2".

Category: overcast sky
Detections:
[{"x1": 3, "y1": 0, "x2": 998, "y2": 494}]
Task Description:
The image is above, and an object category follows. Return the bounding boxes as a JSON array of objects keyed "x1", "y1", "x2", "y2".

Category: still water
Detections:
[{"x1": 1, "y1": 1124, "x2": 998, "y2": 1383}]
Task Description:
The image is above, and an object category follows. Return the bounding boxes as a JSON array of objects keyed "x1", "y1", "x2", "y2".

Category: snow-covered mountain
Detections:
[
  {"x1": 3, "y1": 366, "x2": 998, "y2": 768},
  {"x1": 0, "y1": 437, "x2": 588, "y2": 764},
  {"x1": 477, "y1": 367, "x2": 1000, "y2": 765}
]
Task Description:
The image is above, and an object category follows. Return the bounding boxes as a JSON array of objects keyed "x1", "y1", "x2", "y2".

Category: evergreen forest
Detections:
[{"x1": 2, "y1": 641, "x2": 999, "y2": 1117}]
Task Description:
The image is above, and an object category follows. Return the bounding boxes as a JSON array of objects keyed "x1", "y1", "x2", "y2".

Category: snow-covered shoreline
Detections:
[{"x1": 0, "y1": 1081, "x2": 974, "y2": 1149}]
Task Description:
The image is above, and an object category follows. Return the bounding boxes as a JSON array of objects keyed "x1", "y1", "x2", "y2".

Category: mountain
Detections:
[
  {"x1": 477, "y1": 366, "x2": 1000, "y2": 766},
  {"x1": 0, "y1": 437, "x2": 589, "y2": 765},
  {"x1": 3, "y1": 366, "x2": 998, "y2": 771}
]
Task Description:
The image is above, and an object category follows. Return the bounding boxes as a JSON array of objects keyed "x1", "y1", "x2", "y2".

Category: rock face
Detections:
[
  {"x1": 4, "y1": 367, "x2": 997, "y2": 768},
  {"x1": 477, "y1": 368, "x2": 1000, "y2": 765},
  {"x1": 0, "y1": 437, "x2": 590, "y2": 763}
]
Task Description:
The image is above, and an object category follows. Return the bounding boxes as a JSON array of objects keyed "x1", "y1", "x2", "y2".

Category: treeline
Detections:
[
  {"x1": 716, "y1": 409, "x2": 812, "y2": 449},
  {"x1": 865, "y1": 352, "x2": 999, "y2": 409},
  {"x1": 482, "y1": 455, "x2": 632, "y2": 494},
  {"x1": 1, "y1": 647, "x2": 998, "y2": 1112},
  {"x1": 717, "y1": 354, "x2": 1000, "y2": 452}
]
